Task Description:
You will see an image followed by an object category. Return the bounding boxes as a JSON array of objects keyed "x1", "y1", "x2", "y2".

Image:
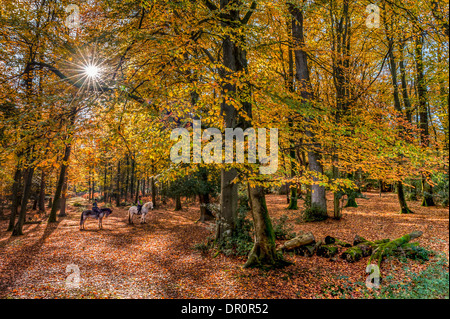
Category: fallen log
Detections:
[
  {"x1": 341, "y1": 231, "x2": 423, "y2": 264},
  {"x1": 341, "y1": 243, "x2": 373, "y2": 262},
  {"x1": 295, "y1": 243, "x2": 318, "y2": 257},
  {"x1": 324, "y1": 236, "x2": 351, "y2": 247},
  {"x1": 280, "y1": 231, "x2": 315, "y2": 251},
  {"x1": 369, "y1": 230, "x2": 423, "y2": 266},
  {"x1": 316, "y1": 244, "x2": 339, "y2": 258}
]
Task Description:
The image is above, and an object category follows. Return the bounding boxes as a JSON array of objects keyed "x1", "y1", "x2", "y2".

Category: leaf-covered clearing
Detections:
[{"x1": 0, "y1": 192, "x2": 448, "y2": 299}]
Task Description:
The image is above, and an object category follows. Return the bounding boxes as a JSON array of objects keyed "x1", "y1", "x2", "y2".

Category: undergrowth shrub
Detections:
[
  {"x1": 273, "y1": 215, "x2": 296, "y2": 240},
  {"x1": 433, "y1": 173, "x2": 449, "y2": 206},
  {"x1": 194, "y1": 190, "x2": 254, "y2": 257},
  {"x1": 302, "y1": 204, "x2": 328, "y2": 222},
  {"x1": 364, "y1": 255, "x2": 449, "y2": 299}
]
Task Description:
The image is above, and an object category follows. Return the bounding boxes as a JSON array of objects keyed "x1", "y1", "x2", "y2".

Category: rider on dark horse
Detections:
[
  {"x1": 92, "y1": 199, "x2": 101, "y2": 215},
  {"x1": 137, "y1": 196, "x2": 143, "y2": 214}
]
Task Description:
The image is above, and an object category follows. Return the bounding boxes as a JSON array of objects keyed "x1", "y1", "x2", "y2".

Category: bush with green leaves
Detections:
[
  {"x1": 302, "y1": 204, "x2": 328, "y2": 222},
  {"x1": 273, "y1": 215, "x2": 296, "y2": 240},
  {"x1": 193, "y1": 190, "x2": 254, "y2": 257},
  {"x1": 161, "y1": 166, "x2": 221, "y2": 203},
  {"x1": 363, "y1": 255, "x2": 449, "y2": 299},
  {"x1": 433, "y1": 173, "x2": 449, "y2": 206},
  {"x1": 317, "y1": 254, "x2": 448, "y2": 299}
]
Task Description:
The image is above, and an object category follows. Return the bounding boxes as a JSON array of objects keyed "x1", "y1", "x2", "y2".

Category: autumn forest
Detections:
[{"x1": 0, "y1": 0, "x2": 449, "y2": 300}]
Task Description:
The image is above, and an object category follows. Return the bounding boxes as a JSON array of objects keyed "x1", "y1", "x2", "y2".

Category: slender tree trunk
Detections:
[
  {"x1": 415, "y1": 34, "x2": 435, "y2": 207},
  {"x1": 399, "y1": 41, "x2": 413, "y2": 124},
  {"x1": 125, "y1": 156, "x2": 129, "y2": 200},
  {"x1": 116, "y1": 160, "x2": 121, "y2": 206},
  {"x1": 290, "y1": 3, "x2": 327, "y2": 215},
  {"x1": 175, "y1": 195, "x2": 182, "y2": 211},
  {"x1": 135, "y1": 178, "x2": 140, "y2": 204},
  {"x1": 88, "y1": 170, "x2": 92, "y2": 201},
  {"x1": 59, "y1": 176, "x2": 68, "y2": 217},
  {"x1": 286, "y1": 18, "x2": 298, "y2": 210},
  {"x1": 49, "y1": 143, "x2": 72, "y2": 222},
  {"x1": 215, "y1": 0, "x2": 244, "y2": 242},
  {"x1": 384, "y1": 14, "x2": 413, "y2": 214},
  {"x1": 130, "y1": 157, "x2": 135, "y2": 201},
  {"x1": 38, "y1": 168, "x2": 46, "y2": 213},
  {"x1": 217, "y1": 168, "x2": 238, "y2": 241},
  {"x1": 7, "y1": 167, "x2": 22, "y2": 231},
  {"x1": 198, "y1": 167, "x2": 215, "y2": 222},
  {"x1": 151, "y1": 176, "x2": 157, "y2": 207},
  {"x1": 330, "y1": 0, "x2": 351, "y2": 219},
  {"x1": 103, "y1": 162, "x2": 108, "y2": 202},
  {"x1": 12, "y1": 166, "x2": 35, "y2": 236},
  {"x1": 396, "y1": 181, "x2": 412, "y2": 214}
]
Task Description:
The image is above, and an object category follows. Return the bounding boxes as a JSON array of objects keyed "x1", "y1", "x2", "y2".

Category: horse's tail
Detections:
[{"x1": 80, "y1": 211, "x2": 85, "y2": 228}]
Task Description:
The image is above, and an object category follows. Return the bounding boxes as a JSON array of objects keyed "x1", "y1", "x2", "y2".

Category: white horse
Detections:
[{"x1": 128, "y1": 201, "x2": 154, "y2": 224}]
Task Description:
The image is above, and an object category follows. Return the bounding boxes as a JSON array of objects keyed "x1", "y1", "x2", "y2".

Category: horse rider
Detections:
[
  {"x1": 92, "y1": 198, "x2": 101, "y2": 214},
  {"x1": 137, "y1": 196, "x2": 143, "y2": 214}
]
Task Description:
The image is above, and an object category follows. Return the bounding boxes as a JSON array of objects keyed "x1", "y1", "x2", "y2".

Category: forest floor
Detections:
[{"x1": 0, "y1": 192, "x2": 448, "y2": 299}]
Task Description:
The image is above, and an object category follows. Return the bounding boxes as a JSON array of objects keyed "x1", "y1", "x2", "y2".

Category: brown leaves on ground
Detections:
[{"x1": 0, "y1": 192, "x2": 448, "y2": 299}]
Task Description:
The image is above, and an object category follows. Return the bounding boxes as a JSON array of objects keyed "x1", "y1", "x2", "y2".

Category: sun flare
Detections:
[{"x1": 84, "y1": 64, "x2": 100, "y2": 78}]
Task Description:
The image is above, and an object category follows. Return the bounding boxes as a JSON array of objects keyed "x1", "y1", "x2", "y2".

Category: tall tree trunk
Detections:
[
  {"x1": 103, "y1": 162, "x2": 108, "y2": 202},
  {"x1": 286, "y1": 18, "x2": 298, "y2": 210},
  {"x1": 12, "y1": 166, "x2": 35, "y2": 236},
  {"x1": 399, "y1": 41, "x2": 413, "y2": 125},
  {"x1": 415, "y1": 34, "x2": 435, "y2": 207},
  {"x1": 125, "y1": 155, "x2": 129, "y2": 200},
  {"x1": 49, "y1": 143, "x2": 72, "y2": 222},
  {"x1": 151, "y1": 175, "x2": 157, "y2": 207},
  {"x1": 116, "y1": 160, "x2": 121, "y2": 206},
  {"x1": 216, "y1": 0, "x2": 282, "y2": 268},
  {"x1": 130, "y1": 156, "x2": 135, "y2": 201},
  {"x1": 217, "y1": 168, "x2": 238, "y2": 241},
  {"x1": 38, "y1": 168, "x2": 46, "y2": 213},
  {"x1": 384, "y1": 12, "x2": 413, "y2": 214},
  {"x1": 244, "y1": 184, "x2": 285, "y2": 268},
  {"x1": 7, "y1": 167, "x2": 22, "y2": 231},
  {"x1": 198, "y1": 167, "x2": 214, "y2": 222},
  {"x1": 134, "y1": 178, "x2": 140, "y2": 204},
  {"x1": 175, "y1": 195, "x2": 182, "y2": 211},
  {"x1": 290, "y1": 2, "x2": 327, "y2": 215},
  {"x1": 330, "y1": 0, "x2": 351, "y2": 219},
  {"x1": 215, "y1": 0, "x2": 245, "y2": 242},
  {"x1": 58, "y1": 175, "x2": 68, "y2": 217},
  {"x1": 88, "y1": 169, "x2": 92, "y2": 201}
]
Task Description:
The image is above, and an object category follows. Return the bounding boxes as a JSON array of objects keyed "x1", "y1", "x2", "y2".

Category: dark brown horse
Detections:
[{"x1": 80, "y1": 208, "x2": 113, "y2": 230}]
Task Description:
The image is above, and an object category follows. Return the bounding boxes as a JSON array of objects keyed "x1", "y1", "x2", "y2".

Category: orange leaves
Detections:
[{"x1": 0, "y1": 193, "x2": 447, "y2": 299}]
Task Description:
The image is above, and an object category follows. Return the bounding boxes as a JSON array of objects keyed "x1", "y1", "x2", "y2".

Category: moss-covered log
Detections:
[
  {"x1": 324, "y1": 236, "x2": 351, "y2": 247},
  {"x1": 280, "y1": 231, "x2": 315, "y2": 251},
  {"x1": 369, "y1": 230, "x2": 423, "y2": 266},
  {"x1": 317, "y1": 244, "x2": 339, "y2": 258}
]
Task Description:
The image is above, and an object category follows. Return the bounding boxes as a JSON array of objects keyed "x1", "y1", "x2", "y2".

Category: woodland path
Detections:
[{"x1": 0, "y1": 193, "x2": 448, "y2": 299}]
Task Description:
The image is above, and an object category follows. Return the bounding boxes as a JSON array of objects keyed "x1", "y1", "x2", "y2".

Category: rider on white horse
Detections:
[{"x1": 137, "y1": 196, "x2": 143, "y2": 214}]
